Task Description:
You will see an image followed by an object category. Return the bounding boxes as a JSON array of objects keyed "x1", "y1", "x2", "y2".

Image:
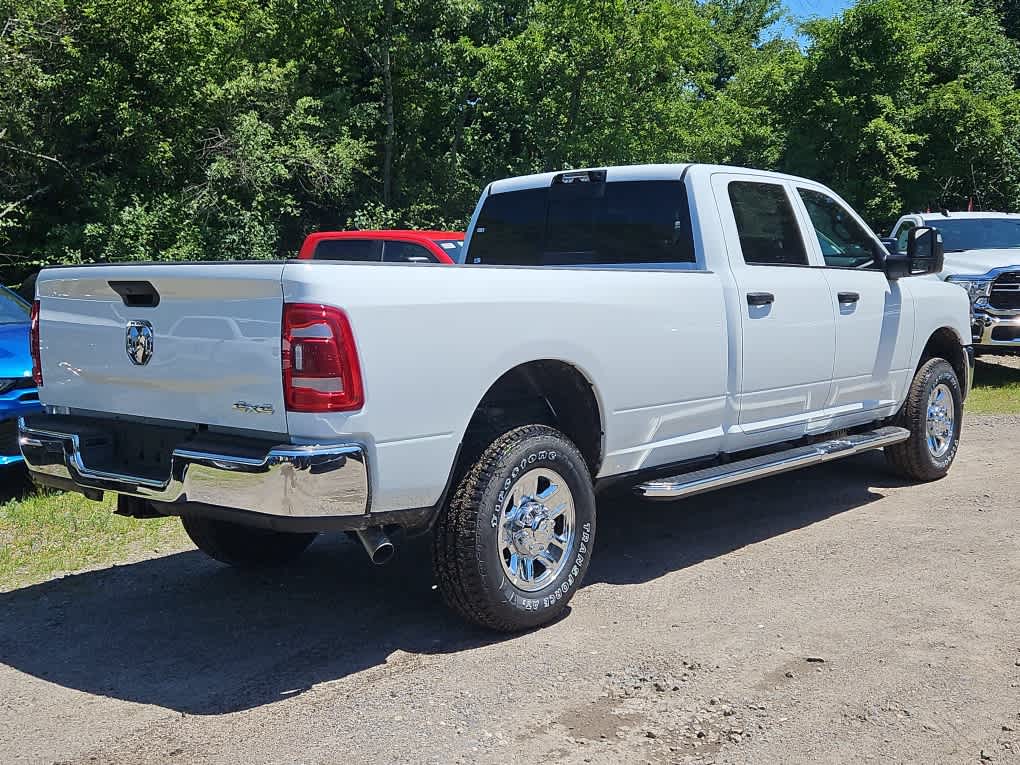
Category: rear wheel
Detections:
[
  {"x1": 433, "y1": 425, "x2": 596, "y2": 632},
  {"x1": 885, "y1": 357, "x2": 963, "y2": 481},
  {"x1": 182, "y1": 516, "x2": 317, "y2": 567}
]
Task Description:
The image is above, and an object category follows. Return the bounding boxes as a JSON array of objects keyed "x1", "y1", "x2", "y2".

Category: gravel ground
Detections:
[{"x1": 1, "y1": 415, "x2": 1018, "y2": 765}]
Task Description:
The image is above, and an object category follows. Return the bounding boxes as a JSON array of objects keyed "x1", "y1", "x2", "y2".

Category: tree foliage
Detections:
[
  {"x1": 2, "y1": 0, "x2": 1020, "y2": 280},
  {"x1": 786, "y1": 0, "x2": 1020, "y2": 225}
]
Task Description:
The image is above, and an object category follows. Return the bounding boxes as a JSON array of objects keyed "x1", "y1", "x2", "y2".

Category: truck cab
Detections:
[{"x1": 298, "y1": 230, "x2": 463, "y2": 264}]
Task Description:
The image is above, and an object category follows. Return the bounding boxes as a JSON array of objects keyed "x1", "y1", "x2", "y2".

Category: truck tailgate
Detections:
[{"x1": 36, "y1": 263, "x2": 289, "y2": 434}]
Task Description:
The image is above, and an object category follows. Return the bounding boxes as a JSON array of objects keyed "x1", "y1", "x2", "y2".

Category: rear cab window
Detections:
[{"x1": 468, "y1": 176, "x2": 697, "y2": 267}]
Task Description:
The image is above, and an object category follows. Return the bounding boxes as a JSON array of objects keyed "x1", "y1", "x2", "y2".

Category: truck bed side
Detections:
[{"x1": 281, "y1": 261, "x2": 729, "y2": 511}]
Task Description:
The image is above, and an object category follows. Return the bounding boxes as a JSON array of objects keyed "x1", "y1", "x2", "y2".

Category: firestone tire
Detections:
[
  {"x1": 432, "y1": 425, "x2": 597, "y2": 632},
  {"x1": 885, "y1": 357, "x2": 963, "y2": 482},
  {"x1": 181, "y1": 516, "x2": 317, "y2": 568}
]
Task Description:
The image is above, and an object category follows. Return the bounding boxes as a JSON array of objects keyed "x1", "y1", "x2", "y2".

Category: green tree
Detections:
[
  {"x1": 462, "y1": 0, "x2": 798, "y2": 180},
  {"x1": 785, "y1": 0, "x2": 1020, "y2": 226},
  {"x1": 5, "y1": 0, "x2": 1019, "y2": 283}
]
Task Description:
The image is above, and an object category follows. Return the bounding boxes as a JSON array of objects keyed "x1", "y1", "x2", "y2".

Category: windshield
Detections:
[
  {"x1": 924, "y1": 218, "x2": 1020, "y2": 252},
  {"x1": 0, "y1": 287, "x2": 30, "y2": 324},
  {"x1": 433, "y1": 239, "x2": 464, "y2": 259}
]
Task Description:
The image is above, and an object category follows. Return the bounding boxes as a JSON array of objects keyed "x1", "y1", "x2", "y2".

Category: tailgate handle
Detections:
[{"x1": 109, "y1": 280, "x2": 160, "y2": 308}]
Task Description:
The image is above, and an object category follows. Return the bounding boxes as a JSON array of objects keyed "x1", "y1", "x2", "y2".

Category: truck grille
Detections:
[
  {"x1": 990, "y1": 271, "x2": 1020, "y2": 310},
  {"x1": 991, "y1": 326, "x2": 1020, "y2": 342},
  {"x1": 0, "y1": 418, "x2": 19, "y2": 457}
]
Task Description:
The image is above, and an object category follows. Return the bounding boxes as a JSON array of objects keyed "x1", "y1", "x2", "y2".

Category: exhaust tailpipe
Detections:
[{"x1": 356, "y1": 526, "x2": 395, "y2": 565}]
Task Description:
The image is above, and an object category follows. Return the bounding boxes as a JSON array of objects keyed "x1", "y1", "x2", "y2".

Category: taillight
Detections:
[
  {"x1": 282, "y1": 303, "x2": 363, "y2": 412},
  {"x1": 30, "y1": 300, "x2": 42, "y2": 387}
]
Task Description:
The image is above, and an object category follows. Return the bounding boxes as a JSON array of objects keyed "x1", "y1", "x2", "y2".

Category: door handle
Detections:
[
  {"x1": 838, "y1": 291, "x2": 860, "y2": 305},
  {"x1": 746, "y1": 292, "x2": 775, "y2": 307}
]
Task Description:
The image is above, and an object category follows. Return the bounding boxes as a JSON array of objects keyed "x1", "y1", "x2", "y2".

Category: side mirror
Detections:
[
  {"x1": 907, "y1": 226, "x2": 944, "y2": 274},
  {"x1": 884, "y1": 226, "x2": 944, "y2": 280}
]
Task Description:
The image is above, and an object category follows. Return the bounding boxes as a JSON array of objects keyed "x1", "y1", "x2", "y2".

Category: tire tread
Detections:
[
  {"x1": 432, "y1": 424, "x2": 589, "y2": 632},
  {"x1": 885, "y1": 357, "x2": 962, "y2": 481}
]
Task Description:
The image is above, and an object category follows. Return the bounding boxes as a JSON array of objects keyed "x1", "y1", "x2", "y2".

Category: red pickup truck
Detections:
[{"x1": 298, "y1": 230, "x2": 464, "y2": 264}]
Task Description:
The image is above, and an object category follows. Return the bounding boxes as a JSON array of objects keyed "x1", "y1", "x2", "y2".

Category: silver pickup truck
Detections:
[{"x1": 891, "y1": 212, "x2": 1020, "y2": 354}]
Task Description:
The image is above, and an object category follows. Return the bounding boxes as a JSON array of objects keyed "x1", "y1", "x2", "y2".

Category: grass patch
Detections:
[
  {"x1": 967, "y1": 357, "x2": 1020, "y2": 414},
  {"x1": 0, "y1": 486, "x2": 190, "y2": 592}
]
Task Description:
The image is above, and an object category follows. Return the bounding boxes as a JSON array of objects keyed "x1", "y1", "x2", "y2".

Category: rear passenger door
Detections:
[{"x1": 711, "y1": 173, "x2": 835, "y2": 446}]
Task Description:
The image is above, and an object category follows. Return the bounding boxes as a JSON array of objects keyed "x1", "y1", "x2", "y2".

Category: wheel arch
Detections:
[
  {"x1": 460, "y1": 359, "x2": 605, "y2": 476},
  {"x1": 918, "y1": 326, "x2": 970, "y2": 399}
]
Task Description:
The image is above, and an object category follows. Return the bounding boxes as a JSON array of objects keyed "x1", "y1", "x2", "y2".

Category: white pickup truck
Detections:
[
  {"x1": 21, "y1": 164, "x2": 973, "y2": 631},
  {"x1": 890, "y1": 212, "x2": 1020, "y2": 354}
]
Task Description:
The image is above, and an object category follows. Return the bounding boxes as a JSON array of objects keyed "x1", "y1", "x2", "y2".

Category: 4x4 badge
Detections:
[
  {"x1": 125, "y1": 320, "x2": 154, "y2": 366},
  {"x1": 233, "y1": 401, "x2": 275, "y2": 415}
]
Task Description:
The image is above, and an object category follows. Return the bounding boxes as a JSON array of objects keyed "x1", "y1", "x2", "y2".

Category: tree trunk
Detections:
[{"x1": 382, "y1": 0, "x2": 395, "y2": 205}]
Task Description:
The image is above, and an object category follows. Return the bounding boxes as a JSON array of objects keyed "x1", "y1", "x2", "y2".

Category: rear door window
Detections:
[
  {"x1": 727, "y1": 182, "x2": 809, "y2": 266},
  {"x1": 311, "y1": 239, "x2": 383, "y2": 261},
  {"x1": 469, "y1": 180, "x2": 696, "y2": 266}
]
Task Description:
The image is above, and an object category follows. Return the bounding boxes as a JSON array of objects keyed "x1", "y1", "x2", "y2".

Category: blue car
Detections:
[{"x1": 0, "y1": 286, "x2": 41, "y2": 466}]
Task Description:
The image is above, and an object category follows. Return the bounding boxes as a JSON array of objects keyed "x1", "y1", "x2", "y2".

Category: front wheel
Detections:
[
  {"x1": 885, "y1": 357, "x2": 963, "y2": 481},
  {"x1": 432, "y1": 425, "x2": 597, "y2": 632}
]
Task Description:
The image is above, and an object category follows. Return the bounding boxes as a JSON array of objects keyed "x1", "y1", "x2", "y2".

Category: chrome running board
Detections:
[{"x1": 634, "y1": 426, "x2": 910, "y2": 500}]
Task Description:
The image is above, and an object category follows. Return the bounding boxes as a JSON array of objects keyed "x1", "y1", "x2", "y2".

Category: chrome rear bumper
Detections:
[{"x1": 18, "y1": 417, "x2": 369, "y2": 519}]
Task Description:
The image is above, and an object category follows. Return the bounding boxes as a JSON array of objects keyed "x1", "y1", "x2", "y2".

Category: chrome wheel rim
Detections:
[
  {"x1": 498, "y1": 467, "x2": 575, "y2": 593},
  {"x1": 926, "y1": 383, "x2": 955, "y2": 458}
]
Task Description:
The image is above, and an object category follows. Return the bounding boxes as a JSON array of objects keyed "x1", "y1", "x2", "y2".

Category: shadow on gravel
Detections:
[
  {"x1": 587, "y1": 449, "x2": 909, "y2": 587},
  {"x1": 0, "y1": 451, "x2": 907, "y2": 715}
]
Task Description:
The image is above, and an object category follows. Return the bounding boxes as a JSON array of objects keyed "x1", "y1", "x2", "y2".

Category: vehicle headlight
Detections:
[{"x1": 946, "y1": 276, "x2": 993, "y2": 303}]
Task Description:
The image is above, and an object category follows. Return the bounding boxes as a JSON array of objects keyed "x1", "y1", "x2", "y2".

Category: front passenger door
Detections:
[{"x1": 794, "y1": 187, "x2": 914, "y2": 418}]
